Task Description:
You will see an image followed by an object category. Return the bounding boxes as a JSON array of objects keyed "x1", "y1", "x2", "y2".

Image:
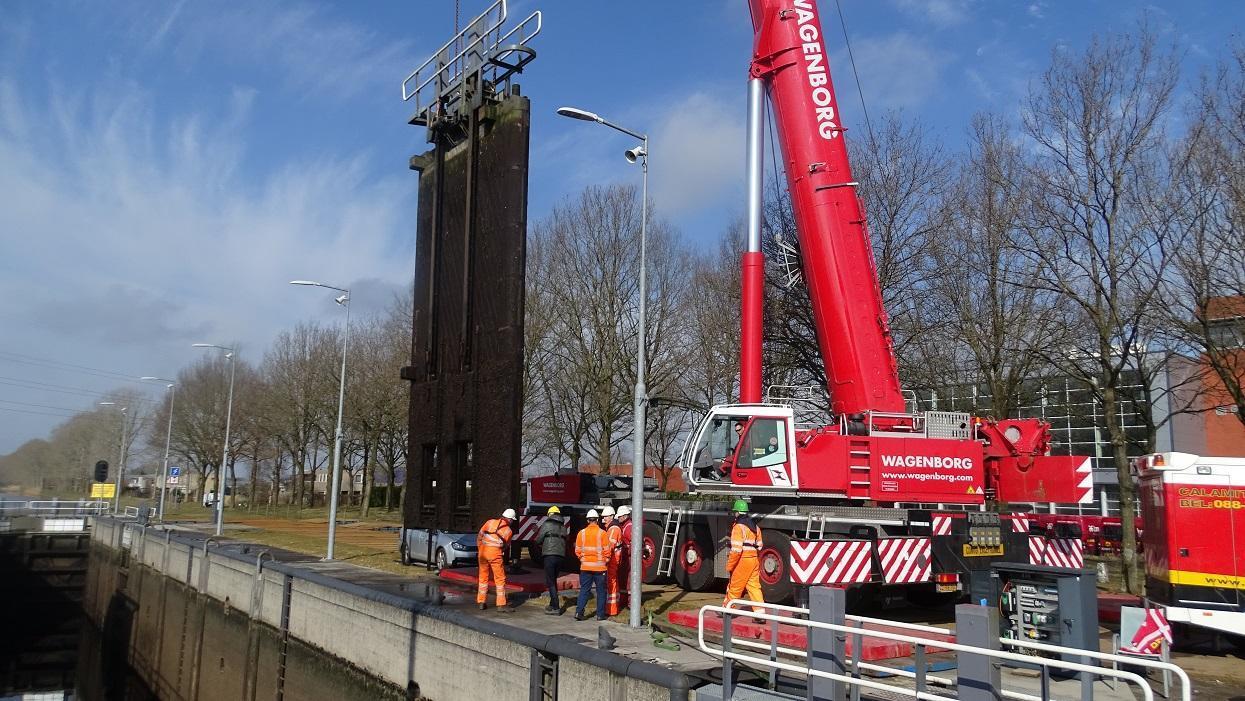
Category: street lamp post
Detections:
[
  {"x1": 141, "y1": 377, "x2": 177, "y2": 520},
  {"x1": 193, "y1": 344, "x2": 236, "y2": 536},
  {"x1": 290, "y1": 280, "x2": 351, "y2": 560},
  {"x1": 556, "y1": 106, "x2": 649, "y2": 629},
  {"x1": 98, "y1": 402, "x2": 127, "y2": 514}
]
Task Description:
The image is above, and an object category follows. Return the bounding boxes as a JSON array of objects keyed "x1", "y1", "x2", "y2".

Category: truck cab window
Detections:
[{"x1": 736, "y1": 419, "x2": 788, "y2": 469}]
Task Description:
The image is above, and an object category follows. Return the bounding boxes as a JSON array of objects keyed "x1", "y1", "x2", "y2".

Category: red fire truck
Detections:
[
  {"x1": 520, "y1": 0, "x2": 1090, "y2": 605},
  {"x1": 1136, "y1": 452, "x2": 1245, "y2": 638}
]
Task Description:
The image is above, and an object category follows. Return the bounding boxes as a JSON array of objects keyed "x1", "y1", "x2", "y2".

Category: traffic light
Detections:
[{"x1": 94, "y1": 460, "x2": 108, "y2": 482}]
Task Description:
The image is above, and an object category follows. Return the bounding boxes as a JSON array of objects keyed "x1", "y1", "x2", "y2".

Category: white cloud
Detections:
[
  {"x1": 1027, "y1": 3, "x2": 1047, "y2": 20},
  {"x1": 535, "y1": 90, "x2": 745, "y2": 228},
  {"x1": 119, "y1": 2, "x2": 415, "y2": 101},
  {"x1": 0, "y1": 76, "x2": 415, "y2": 451},
  {"x1": 649, "y1": 92, "x2": 745, "y2": 217},
  {"x1": 833, "y1": 33, "x2": 949, "y2": 110},
  {"x1": 892, "y1": 0, "x2": 974, "y2": 28}
]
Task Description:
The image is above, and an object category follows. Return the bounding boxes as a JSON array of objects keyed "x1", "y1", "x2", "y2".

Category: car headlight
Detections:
[{"x1": 450, "y1": 541, "x2": 467, "y2": 551}]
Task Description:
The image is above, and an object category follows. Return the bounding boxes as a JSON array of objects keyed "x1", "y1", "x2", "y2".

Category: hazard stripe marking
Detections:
[
  {"x1": 790, "y1": 540, "x2": 872, "y2": 585},
  {"x1": 877, "y1": 537, "x2": 932, "y2": 583},
  {"x1": 514, "y1": 515, "x2": 545, "y2": 541}
]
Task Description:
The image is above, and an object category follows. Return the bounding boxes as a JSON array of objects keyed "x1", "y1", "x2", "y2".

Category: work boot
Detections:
[
  {"x1": 543, "y1": 607, "x2": 559, "y2": 615},
  {"x1": 478, "y1": 602, "x2": 486, "y2": 611},
  {"x1": 574, "y1": 612, "x2": 587, "y2": 621}
]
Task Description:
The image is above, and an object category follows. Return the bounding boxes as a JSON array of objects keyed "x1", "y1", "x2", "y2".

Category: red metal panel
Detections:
[
  {"x1": 868, "y1": 436, "x2": 985, "y2": 503},
  {"x1": 993, "y1": 454, "x2": 1094, "y2": 504},
  {"x1": 747, "y1": 0, "x2": 904, "y2": 415},
  {"x1": 792, "y1": 431, "x2": 853, "y2": 492}
]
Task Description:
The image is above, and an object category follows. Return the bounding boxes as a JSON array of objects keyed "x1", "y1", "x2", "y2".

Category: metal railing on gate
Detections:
[
  {"x1": 701, "y1": 597, "x2": 1191, "y2": 701},
  {"x1": 0, "y1": 499, "x2": 107, "y2": 516}
]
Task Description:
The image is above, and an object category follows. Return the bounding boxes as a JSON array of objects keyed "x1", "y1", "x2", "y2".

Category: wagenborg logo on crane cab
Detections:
[
  {"x1": 878, "y1": 455, "x2": 975, "y2": 470},
  {"x1": 792, "y1": 0, "x2": 840, "y2": 140}
]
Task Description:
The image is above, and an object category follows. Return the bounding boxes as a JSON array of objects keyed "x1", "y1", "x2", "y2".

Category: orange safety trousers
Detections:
[
  {"x1": 605, "y1": 523, "x2": 623, "y2": 616},
  {"x1": 477, "y1": 547, "x2": 507, "y2": 606},
  {"x1": 724, "y1": 554, "x2": 764, "y2": 613}
]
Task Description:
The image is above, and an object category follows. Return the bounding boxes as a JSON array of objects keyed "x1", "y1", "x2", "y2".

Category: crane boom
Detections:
[{"x1": 745, "y1": 0, "x2": 905, "y2": 416}]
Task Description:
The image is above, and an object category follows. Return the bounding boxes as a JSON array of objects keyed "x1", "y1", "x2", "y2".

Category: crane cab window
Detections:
[
  {"x1": 692, "y1": 415, "x2": 751, "y2": 482},
  {"x1": 736, "y1": 419, "x2": 788, "y2": 469}
]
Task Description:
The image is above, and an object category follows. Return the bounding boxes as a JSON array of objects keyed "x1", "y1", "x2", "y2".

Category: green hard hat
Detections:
[{"x1": 732, "y1": 499, "x2": 749, "y2": 513}]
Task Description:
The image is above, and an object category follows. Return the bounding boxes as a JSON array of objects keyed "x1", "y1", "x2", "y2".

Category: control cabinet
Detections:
[{"x1": 992, "y1": 563, "x2": 1098, "y2": 660}]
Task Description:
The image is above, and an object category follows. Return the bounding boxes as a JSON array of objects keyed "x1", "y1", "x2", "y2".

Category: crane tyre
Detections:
[
  {"x1": 757, "y1": 530, "x2": 794, "y2": 604},
  {"x1": 641, "y1": 520, "x2": 665, "y2": 583},
  {"x1": 674, "y1": 524, "x2": 715, "y2": 592}
]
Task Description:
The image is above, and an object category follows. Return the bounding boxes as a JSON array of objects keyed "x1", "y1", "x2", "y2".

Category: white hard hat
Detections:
[
  {"x1": 600, "y1": 506, "x2": 616, "y2": 517},
  {"x1": 587, "y1": 509, "x2": 599, "y2": 519},
  {"x1": 616, "y1": 506, "x2": 632, "y2": 518},
  {"x1": 502, "y1": 508, "x2": 517, "y2": 520}
]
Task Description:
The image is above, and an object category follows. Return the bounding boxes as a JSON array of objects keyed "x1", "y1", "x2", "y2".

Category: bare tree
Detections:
[
  {"x1": 920, "y1": 113, "x2": 1070, "y2": 416},
  {"x1": 1017, "y1": 28, "x2": 1180, "y2": 592},
  {"x1": 1165, "y1": 46, "x2": 1245, "y2": 428}
]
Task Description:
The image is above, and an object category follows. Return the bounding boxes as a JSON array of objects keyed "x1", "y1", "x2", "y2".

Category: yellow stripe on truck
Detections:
[{"x1": 1167, "y1": 569, "x2": 1245, "y2": 591}]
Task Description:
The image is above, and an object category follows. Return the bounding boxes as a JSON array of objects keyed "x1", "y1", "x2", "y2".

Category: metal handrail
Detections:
[
  {"x1": 699, "y1": 603, "x2": 1158, "y2": 701},
  {"x1": 402, "y1": 0, "x2": 507, "y2": 102},
  {"x1": 400, "y1": 0, "x2": 543, "y2": 119},
  {"x1": 0, "y1": 500, "x2": 108, "y2": 515},
  {"x1": 720, "y1": 598, "x2": 1192, "y2": 701}
]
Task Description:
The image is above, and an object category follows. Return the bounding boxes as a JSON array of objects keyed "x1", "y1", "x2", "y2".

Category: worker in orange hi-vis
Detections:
[
  {"x1": 616, "y1": 505, "x2": 634, "y2": 613},
  {"x1": 477, "y1": 508, "x2": 516, "y2": 611},
  {"x1": 601, "y1": 506, "x2": 622, "y2": 617},
  {"x1": 574, "y1": 510, "x2": 610, "y2": 621},
  {"x1": 724, "y1": 499, "x2": 765, "y2": 614}
]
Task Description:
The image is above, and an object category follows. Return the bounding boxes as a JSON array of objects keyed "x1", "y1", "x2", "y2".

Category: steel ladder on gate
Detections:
[{"x1": 656, "y1": 508, "x2": 683, "y2": 577}]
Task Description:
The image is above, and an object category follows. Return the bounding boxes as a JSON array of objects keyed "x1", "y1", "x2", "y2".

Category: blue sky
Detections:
[{"x1": 1, "y1": 0, "x2": 1241, "y2": 454}]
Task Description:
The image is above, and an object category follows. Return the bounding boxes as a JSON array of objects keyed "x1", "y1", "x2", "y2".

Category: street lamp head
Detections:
[
  {"x1": 98, "y1": 402, "x2": 114, "y2": 406},
  {"x1": 624, "y1": 145, "x2": 647, "y2": 164},
  {"x1": 289, "y1": 280, "x2": 323, "y2": 287},
  {"x1": 334, "y1": 294, "x2": 349, "y2": 306},
  {"x1": 556, "y1": 106, "x2": 601, "y2": 123}
]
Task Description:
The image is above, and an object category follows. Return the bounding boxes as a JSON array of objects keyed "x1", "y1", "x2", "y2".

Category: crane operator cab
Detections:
[{"x1": 686, "y1": 405, "x2": 797, "y2": 492}]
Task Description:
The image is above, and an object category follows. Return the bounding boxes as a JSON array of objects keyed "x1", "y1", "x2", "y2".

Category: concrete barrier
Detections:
[{"x1": 86, "y1": 518, "x2": 693, "y2": 700}]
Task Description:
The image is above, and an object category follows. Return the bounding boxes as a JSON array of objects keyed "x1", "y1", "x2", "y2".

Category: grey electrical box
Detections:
[{"x1": 992, "y1": 562, "x2": 1098, "y2": 665}]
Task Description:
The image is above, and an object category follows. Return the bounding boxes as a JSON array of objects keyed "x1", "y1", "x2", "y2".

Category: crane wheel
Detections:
[
  {"x1": 757, "y1": 530, "x2": 794, "y2": 604},
  {"x1": 674, "y1": 524, "x2": 715, "y2": 592}
]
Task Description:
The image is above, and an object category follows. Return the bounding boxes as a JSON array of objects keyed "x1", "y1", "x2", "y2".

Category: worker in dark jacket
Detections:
[{"x1": 536, "y1": 506, "x2": 568, "y2": 614}]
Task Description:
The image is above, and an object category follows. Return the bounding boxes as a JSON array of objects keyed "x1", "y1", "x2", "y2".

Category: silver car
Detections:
[{"x1": 399, "y1": 527, "x2": 477, "y2": 570}]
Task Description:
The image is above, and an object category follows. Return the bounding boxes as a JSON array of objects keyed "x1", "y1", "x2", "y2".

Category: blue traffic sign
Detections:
[{"x1": 169, "y1": 466, "x2": 181, "y2": 477}]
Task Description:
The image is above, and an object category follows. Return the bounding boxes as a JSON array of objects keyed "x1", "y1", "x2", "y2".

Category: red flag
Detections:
[{"x1": 1121, "y1": 608, "x2": 1173, "y2": 657}]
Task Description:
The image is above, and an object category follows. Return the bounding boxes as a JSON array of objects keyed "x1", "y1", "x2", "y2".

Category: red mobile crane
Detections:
[{"x1": 523, "y1": 0, "x2": 1094, "y2": 604}]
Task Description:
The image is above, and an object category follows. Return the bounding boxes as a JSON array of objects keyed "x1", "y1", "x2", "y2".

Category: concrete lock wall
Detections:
[{"x1": 85, "y1": 518, "x2": 692, "y2": 701}]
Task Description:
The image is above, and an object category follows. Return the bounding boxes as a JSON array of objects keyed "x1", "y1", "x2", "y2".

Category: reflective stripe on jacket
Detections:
[
  {"x1": 729, "y1": 521, "x2": 762, "y2": 555},
  {"x1": 478, "y1": 518, "x2": 513, "y2": 550},
  {"x1": 606, "y1": 523, "x2": 623, "y2": 563},
  {"x1": 575, "y1": 523, "x2": 610, "y2": 572}
]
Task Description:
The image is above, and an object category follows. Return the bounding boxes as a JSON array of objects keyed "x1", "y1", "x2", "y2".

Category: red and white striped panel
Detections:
[
  {"x1": 790, "y1": 540, "x2": 873, "y2": 585},
  {"x1": 514, "y1": 515, "x2": 546, "y2": 541},
  {"x1": 931, "y1": 515, "x2": 953, "y2": 536},
  {"x1": 877, "y1": 537, "x2": 932, "y2": 583},
  {"x1": 1044, "y1": 537, "x2": 1085, "y2": 569},
  {"x1": 1008, "y1": 513, "x2": 1032, "y2": 533},
  {"x1": 1028, "y1": 535, "x2": 1047, "y2": 565}
]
